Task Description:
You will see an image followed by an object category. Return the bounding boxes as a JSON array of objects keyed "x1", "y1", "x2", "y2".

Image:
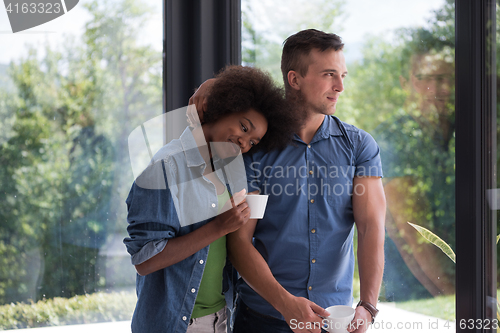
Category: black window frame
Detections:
[
  {"x1": 456, "y1": 0, "x2": 497, "y2": 331},
  {"x1": 164, "y1": 0, "x2": 241, "y2": 112}
]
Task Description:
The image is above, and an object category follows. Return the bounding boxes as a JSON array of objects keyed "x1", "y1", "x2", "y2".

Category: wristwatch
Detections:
[{"x1": 356, "y1": 300, "x2": 379, "y2": 324}]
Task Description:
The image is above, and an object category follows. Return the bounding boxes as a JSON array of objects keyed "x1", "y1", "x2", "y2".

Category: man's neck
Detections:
[
  {"x1": 297, "y1": 113, "x2": 326, "y2": 144},
  {"x1": 404, "y1": 101, "x2": 452, "y2": 142}
]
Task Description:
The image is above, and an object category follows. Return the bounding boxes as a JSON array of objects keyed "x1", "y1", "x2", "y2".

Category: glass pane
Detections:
[
  {"x1": 242, "y1": 0, "x2": 456, "y2": 329},
  {"x1": 0, "y1": 0, "x2": 162, "y2": 329}
]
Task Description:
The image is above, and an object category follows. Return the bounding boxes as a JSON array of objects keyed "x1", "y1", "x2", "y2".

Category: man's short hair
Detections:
[
  {"x1": 399, "y1": 28, "x2": 454, "y2": 80},
  {"x1": 281, "y1": 29, "x2": 344, "y2": 92}
]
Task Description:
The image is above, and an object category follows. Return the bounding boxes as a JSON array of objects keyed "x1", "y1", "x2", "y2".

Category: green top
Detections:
[{"x1": 191, "y1": 188, "x2": 230, "y2": 319}]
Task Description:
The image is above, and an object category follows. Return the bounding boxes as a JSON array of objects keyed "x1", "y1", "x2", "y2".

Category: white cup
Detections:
[
  {"x1": 245, "y1": 194, "x2": 269, "y2": 219},
  {"x1": 323, "y1": 305, "x2": 356, "y2": 333}
]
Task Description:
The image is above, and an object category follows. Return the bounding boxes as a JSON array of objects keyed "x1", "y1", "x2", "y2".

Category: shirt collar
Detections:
[
  {"x1": 179, "y1": 127, "x2": 206, "y2": 168},
  {"x1": 179, "y1": 127, "x2": 225, "y2": 176},
  {"x1": 294, "y1": 115, "x2": 344, "y2": 144}
]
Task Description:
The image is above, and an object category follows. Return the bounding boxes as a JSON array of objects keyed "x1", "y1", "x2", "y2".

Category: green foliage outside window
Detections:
[
  {"x1": 0, "y1": 0, "x2": 161, "y2": 305},
  {"x1": 0, "y1": 291, "x2": 135, "y2": 329}
]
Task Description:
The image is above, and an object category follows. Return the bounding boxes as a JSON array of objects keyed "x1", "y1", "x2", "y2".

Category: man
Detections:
[
  {"x1": 374, "y1": 39, "x2": 455, "y2": 301},
  {"x1": 190, "y1": 29, "x2": 385, "y2": 333}
]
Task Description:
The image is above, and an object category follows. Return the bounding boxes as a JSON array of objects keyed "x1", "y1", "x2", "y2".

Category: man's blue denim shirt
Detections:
[
  {"x1": 239, "y1": 115, "x2": 383, "y2": 319},
  {"x1": 124, "y1": 128, "x2": 238, "y2": 333}
]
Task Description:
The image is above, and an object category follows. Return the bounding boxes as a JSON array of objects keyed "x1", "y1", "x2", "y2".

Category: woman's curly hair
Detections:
[{"x1": 203, "y1": 65, "x2": 302, "y2": 152}]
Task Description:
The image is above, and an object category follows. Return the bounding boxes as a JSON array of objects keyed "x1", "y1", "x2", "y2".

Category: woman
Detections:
[{"x1": 124, "y1": 66, "x2": 300, "y2": 333}]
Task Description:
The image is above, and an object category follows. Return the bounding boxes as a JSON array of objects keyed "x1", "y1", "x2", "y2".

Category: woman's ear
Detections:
[{"x1": 287, "y1": 71, "x2": 301, "y2": 91}]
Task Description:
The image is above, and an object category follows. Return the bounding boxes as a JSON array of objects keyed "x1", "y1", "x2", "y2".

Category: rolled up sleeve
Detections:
[{"x1": 123, "y1": 160, "x2": 180, "y2": 265}]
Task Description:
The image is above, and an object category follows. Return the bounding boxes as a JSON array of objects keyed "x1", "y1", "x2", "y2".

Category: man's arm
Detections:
[
  {"x1": 227, "y1": 219, "x2": 329, "y2": 333},
  {"x1": 349, "y1": 176, "x2": 386, "y2": 333},
  {"x1": 187, "y1": 78, "x2": 216, "y2": 126}
]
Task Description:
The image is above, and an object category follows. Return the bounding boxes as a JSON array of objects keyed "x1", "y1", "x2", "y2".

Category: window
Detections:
[{"x1": 0, "y1": 0, "x2": 162, "y2": 329}]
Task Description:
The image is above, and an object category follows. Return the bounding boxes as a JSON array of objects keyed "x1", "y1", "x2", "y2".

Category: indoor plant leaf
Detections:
[{"x1": 407, "y1": 222, "x2": 456, "y2": 263}]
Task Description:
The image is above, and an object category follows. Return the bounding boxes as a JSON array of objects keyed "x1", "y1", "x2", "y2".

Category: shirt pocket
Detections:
[
  {"x1": 325, "y1": 165, "x2": 355, "y2": 206},
  {"x1": 175, "y1": 175, "x2": 218, "y2": 227}
]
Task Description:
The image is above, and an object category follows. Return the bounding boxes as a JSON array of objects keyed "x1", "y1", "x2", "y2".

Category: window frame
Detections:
[
  {"x1": 456, "y1": 0, "x2": 497, "y2": 331},
  {"x1": 164, "y1": 0, "x2": 241, "y2": 112}
]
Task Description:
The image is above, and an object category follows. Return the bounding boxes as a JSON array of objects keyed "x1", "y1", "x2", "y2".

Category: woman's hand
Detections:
[{"x1": 214, "y1": 189, "x2": 250, "y2": 234}]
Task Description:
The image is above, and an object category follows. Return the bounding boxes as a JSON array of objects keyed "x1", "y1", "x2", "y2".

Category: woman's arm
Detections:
[{"x1": 136, "y1": 196, "x2": 250, "y2": 276}]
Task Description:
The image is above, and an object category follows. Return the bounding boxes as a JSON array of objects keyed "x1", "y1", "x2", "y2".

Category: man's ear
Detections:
[
  {"x1": 287, "y1": 71, "x2": 301, "y2": 91},
  {"x1": 399, "y1": 75, "x2": 408, "y2": 90}
]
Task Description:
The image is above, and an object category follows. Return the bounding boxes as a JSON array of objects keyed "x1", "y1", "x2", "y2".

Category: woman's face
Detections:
[{"x1": 205, "y1": 108, "x2": 268, "y2": 158}]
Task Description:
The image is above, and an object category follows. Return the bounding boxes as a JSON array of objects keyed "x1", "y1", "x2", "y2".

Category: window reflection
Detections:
[{"x1": 374, "y1": 38, "x2": 456, "y2": 301}]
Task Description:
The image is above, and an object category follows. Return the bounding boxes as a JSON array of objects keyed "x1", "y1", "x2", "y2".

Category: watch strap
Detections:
[{"x1": 356, "y1": 300, "x2": 379, "y2": 324}]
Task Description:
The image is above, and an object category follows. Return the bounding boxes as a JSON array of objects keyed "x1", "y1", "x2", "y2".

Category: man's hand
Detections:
[
  {"x1": 281, "y1": 296, "x2": 330, "y2": 333},
  {"x1": 187, "y1": 78, "x2": 216, "y2": 127},
  {"x1": 347, "y1": 305, "x2": 372, "y2": 333}
]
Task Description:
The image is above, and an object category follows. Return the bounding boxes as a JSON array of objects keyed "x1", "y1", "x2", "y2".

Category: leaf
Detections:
[
  {"x1": 407, "y1": 222, "x2": 456, "y2": 263},
  {"x1": 497, "y1": 234, "x2": 500, "y2": 245}
]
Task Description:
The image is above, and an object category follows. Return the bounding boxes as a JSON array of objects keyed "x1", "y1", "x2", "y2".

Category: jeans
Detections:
[
  {"x1": 233, "y1": 299, "x2": 328, "y2": 333},
  {"x1": 233, "y1": 299, "x2": 293, "y2": 333}
]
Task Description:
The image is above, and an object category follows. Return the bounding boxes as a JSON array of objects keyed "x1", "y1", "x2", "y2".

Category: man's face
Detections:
[
  {"x1": 406, "y1": 53, "x2": 454, "y2": 114},
  {"x1": 294, "y1": 48, "x2": 348, "y2": 116}
]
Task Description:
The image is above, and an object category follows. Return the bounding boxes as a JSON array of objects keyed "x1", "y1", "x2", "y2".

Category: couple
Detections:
[{"x1": 124, "y1": 29, "x2": 385, "y2": 333}]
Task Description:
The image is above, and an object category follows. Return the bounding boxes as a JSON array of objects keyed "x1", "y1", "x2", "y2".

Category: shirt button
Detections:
[
  {"x1": 307, "y1": 145, "x2": 311, "y2": 149},
  {"x1": 191, "y1": 288, "x2": 196, "y2": 293},
  {"x1": 182, "y1": 316, "x2": 187, "y2": 321},
  {"x1": 211, "y1": 203, "x2": 216, "y2": 208},
  {"x1": 308, "y1": 286, "x2": 312, "y2": 291},
  {"x1": 312, "y1": 259, "x2": 316, "y2": 263},
  {"x1": 199, "y1": 259, "x2": 204, "y2": 264},
  {"x1": 311, "y1": 229, "x2": 316, "y2": 233},
  {"x1": 309, "y1": 170, "x2": 313, "y2": 175},
  {"x1": 310, "y1": 199, "x2": 315, "y2": 203}
]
